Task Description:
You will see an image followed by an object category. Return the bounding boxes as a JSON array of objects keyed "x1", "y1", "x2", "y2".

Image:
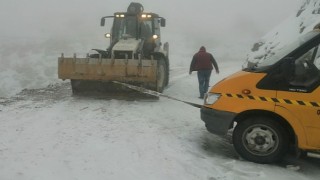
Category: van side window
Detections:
[
  {"x1": 314, "y1": 46, "x2": 320, "y2": 70},
  {"x1": 290, "y1": 46, "x2": 320, "y2": 87}
]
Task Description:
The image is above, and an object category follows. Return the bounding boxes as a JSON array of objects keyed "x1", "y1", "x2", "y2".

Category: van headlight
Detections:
[{"x1": 204, "y1": 93, "x2": 221, "y2": 105}]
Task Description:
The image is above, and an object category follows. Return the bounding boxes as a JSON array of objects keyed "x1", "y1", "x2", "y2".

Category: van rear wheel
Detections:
[{"x1": 232, "y1": 116, "x2": 289, "y2": 164}]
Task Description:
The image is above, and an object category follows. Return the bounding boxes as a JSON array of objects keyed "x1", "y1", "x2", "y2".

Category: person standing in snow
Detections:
[{"x1": 189, "y1": 46, "x2": 219, "y2": 99}]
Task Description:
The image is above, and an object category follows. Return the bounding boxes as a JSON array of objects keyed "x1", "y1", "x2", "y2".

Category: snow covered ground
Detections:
[
  {"x1": 1, "y1": 0, "x2": 320, "y2": 179},
  {"x1": 1, "y1": 61, "x2": 320, "y2": 180}
]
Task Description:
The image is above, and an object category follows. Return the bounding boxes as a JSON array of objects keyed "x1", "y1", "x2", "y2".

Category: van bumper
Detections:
[{"x1": 201, "y1": 107, "x2": 236, "y2": 136}]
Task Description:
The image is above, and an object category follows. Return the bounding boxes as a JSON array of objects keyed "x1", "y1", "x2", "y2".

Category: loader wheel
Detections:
[
  {"x1": 232, "y1": 116, "x2": 289, "y2": 164},
  {"x1": 164, "y1": 59, "x2": 169, "y2": 86},
  {"x1": 71, "y1": 80, "x2": 81, "y2": 94},
  {"x1": 156, "y1": 59, "x2": 166, "y2": 93}
]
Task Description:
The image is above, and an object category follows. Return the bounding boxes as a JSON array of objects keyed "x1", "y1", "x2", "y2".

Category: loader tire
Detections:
[
  {"x1": 71, "y1": 80, "x2": 81, "y2": 94},
  {"x1": 156, "y1": 59, "x2": 166, "y2": 93},
  {"x1": 165, "y1": 59, "x2": 169, "y2": 87},
  {"x1": 232, "y1": 116, "x2": 289, "y2": 164},
  {"x1": 71, "y1": 80, "x2": 99, "y2": 94}
]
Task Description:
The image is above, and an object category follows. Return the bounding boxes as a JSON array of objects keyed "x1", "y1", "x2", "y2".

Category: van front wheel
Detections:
[{"x1": 232, "y1": 116, "x2": 289, "y2": 164}]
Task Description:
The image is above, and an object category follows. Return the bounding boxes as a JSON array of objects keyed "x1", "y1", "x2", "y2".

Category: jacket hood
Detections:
[{"x1": 199, "y1": 46, "x2": 206, "y2": 52}]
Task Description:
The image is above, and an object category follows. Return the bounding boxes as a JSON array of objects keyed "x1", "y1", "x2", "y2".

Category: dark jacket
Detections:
[{"x1": 190, "y1": 46, "x2": 219, "y2": 73}]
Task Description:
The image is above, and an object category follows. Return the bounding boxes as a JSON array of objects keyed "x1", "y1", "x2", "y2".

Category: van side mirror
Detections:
[{"x1": 160, "y1": 18, "x2": 166, "y2": 27}]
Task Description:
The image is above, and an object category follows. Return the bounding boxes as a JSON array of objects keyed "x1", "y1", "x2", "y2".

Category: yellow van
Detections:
[{"x1": 201, "y1": 28, "x2": 320, "y2": 163}]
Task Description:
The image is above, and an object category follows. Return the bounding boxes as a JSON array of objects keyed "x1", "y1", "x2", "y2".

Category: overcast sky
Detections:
[{"x1": 0, "y1": 0, "x2": 301, "y2": 59}]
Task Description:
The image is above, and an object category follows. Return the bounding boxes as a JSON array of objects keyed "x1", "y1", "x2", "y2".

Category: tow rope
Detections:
[{"x1": 113, "y1": 81, "x2": 202, "y2": 108}]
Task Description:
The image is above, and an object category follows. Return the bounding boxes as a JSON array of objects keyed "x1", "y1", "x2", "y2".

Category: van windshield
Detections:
[{"x1": 246, "y1": 31, "x2": 319, "y2": 70}]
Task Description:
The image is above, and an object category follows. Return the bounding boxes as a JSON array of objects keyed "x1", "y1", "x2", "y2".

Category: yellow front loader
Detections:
[{"x1": 58, "y1": 2, "x2": 169, "y2": 93}]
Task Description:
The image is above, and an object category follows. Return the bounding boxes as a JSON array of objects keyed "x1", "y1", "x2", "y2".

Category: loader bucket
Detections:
[{"x1": 58, "y1": 55, "x2": 159, "y2": 92}]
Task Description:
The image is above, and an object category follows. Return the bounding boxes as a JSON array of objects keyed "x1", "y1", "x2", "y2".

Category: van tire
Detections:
[{"x1": 233, "y1": 116, "x2": 289, "y2": 164}]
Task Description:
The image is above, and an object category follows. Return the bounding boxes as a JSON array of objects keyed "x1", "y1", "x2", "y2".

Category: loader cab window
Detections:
[
  {"x1": 113, "y1": 16, "x2": 138, "y2": 40},
  {"x1": 114, "y1": 16, "x2": 155, "y2": 40},
  {"x1": 140, "y1": 18, "x2": 156, "y2": 56},
  {"x1": 153, "y1": 18, "x2": 161, "y2": 48},
  {"x1": 140, "y1": 20, "x2": 153, "y2": 40},
  {"x1": 122, "y1": 16, "x2": 138, "y2": 38},
  {"x1": 154, "y1": 18, "x2": 160, "y2": 37}
]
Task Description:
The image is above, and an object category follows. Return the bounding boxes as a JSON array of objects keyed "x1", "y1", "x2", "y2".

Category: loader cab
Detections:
[
  {"x1": 109, "y1": 12, "x2": 165, "y2": 55},
  {"x1": 100, "y1": 3, "x2": 166, "y2": 58}
]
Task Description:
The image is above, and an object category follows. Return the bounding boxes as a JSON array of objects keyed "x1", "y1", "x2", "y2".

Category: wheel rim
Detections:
[{"x1": 242, "y1": 124, "x2": 279, "y2": 156}]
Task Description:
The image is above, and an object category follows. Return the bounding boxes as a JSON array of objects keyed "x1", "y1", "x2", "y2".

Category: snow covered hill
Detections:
[{"x1": 246, "y1": 0, "x2": 320, "y2": 65}]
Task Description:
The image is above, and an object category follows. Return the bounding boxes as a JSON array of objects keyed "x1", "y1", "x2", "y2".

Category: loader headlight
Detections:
[
  {"x1": 152, "y1": 34, "x2": 159, "y2": 39},
  {"x1": 204, "y1": 93, "x2": 221, "y2": 105},
  {"x1": 116, "y1": 14, "x2": 125, "y2": 18},
  {"x1": 105, "y1": 33, "x2": 111, "y2": 38},
  {"x1": 141, "y1": 14, "x2": 152, "y2": 18}
]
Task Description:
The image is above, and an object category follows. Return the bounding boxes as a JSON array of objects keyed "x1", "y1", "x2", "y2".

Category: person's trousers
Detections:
[{"x1": 197, "y1": 70, "x2": 212, "y2": 98}]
